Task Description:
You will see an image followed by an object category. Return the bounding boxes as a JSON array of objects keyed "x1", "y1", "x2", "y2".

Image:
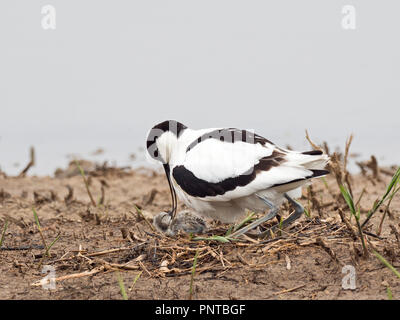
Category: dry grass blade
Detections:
[
  {"x1": 355, "y1": 188, "x2": 366, "y2": 208},
  {"x1": 75, "y1": 160, "x2": 97, "y2": 207},
  {"x1": 305, "y1": 130, "x2": 324, "y2": 152},
  {"x1": 131, "y1": 206, "x2": 156, "y2": 232},
  {"x1": 367, "y1": 156, "x2": 380, "y2": 180},
  {"x1": 316, "y1": 237, "x2": 339, "y2": 263},
  {"x1": 31, "y1": 266, "x2": 105, "y2": 287},
  {"x1": 64, "y1": 185, "x2": 74, "y2": 204},
  {"x1": 274, "y1": 284, "x2": 306, "y2": 296},
  {"x1": 389, "y1": 225, "x2": 400, "y2": 248},
  {"x1": 18, "y1": 146, "x2": 35, "y2": 177},
  {"x1": 337, "y1": 208, "x2": 357, "y2": 239},
  {"x1": 343, "y1": 134, "x2": 353, "y2": 175},
  {"x1": 32, "y1": 207, "x2": 49, "y2": 256},
  {"x1": 0, "y1": 220, "x2": 9, "y2": 247},
  {"x1": 86, "y1": 244, "x2": 146, "y2": 258},
  {"x1": 99, "y1": 184, "x2": 106, "y2": 206}
]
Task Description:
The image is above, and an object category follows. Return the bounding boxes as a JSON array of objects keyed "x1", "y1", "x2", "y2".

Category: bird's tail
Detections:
[
  {"x1": 286, "y1": 150, "x2": 330, "y2": 171},
  {"x1": 272, "y1": 150, "x2": 330, "y2": 198}
]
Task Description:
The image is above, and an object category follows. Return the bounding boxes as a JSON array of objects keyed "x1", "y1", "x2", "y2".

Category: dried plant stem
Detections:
[
  {"x1": 389, "y1": 225, "x2": 400, "y2": 249},
  {"x1": 0, "y1": 220, "x2": 9, "y2": 247},
  {"x1": 18, "y1": 147, "x2": 35, "y2": 177},
  {"x1": 355, "y1": 217, "x2": 369, "y2": 258},
  {"x1": 355, "y1": 188, "x2": 366, "y2": 208},
  {"x1": 274, "y1": 284, "x2": 306, "y2": 296},
  {"x1": 31, "y1": 266, "x2": 105, "y2": 287},
  {"x1": 305, "y1": 130, "x2": 323, "y2": 152},
  {"x1": 343, "y1": 134, "x2": 353, "y2": 175},
  {"x1": 131, "y1": 207, "x2": 156, "y2": 232},
  {"x1": 337, "y1": 208, "x2": 357, "y2": 239},
  {"x1": 75, "y1": 160, "x2": 97, "y2": 207},
  {"x1": 316, "y1": 237, "x2": 340, "y2": 263}
]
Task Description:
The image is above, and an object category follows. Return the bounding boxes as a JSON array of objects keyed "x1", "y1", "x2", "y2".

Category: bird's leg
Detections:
[
  {"x1": 257, "y1": 193, "x2": 305, "y2": 238},
  {"x1": 255, "y1": 194, "x2": 275, "y2": 209},
  {"x1": 281, "y1": 193, "x2": 305, "y2": 227},
  {"x1": 229, "y1": 194, "x2": 278, "y2": 238}
]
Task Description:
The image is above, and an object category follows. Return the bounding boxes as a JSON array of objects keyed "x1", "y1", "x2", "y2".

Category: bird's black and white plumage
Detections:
[{"x1": 146, "y1": 120, "x2": 329, "y2": 232}]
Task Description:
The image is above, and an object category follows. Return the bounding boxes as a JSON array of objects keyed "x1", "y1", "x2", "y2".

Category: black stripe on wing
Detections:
[
  {"x1": 186, "y1": 128, "x2": 273, "y2": 153},
  {"x1": 172, "y1": 151, "x2": 286, "y2": 198},
  {"x1": 271, "y1": 169, "x2": 330, "y2": 187},
  {"x1": 302, "y1": 150, "x2": 323, "y2": 155}
]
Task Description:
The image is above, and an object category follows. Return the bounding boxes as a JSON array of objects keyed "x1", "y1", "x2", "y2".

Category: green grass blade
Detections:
[
  {"x1": 229, "y1": 212, "x2": 255, "y2": 235},
  {"x1": 129, "y1": 271, "x2": 142, "y2": 291},
  {"x1": 32, "y1": 207, "x2": 50, "y2": 257},
  {"x1": 225, "y1": 226, "x2": 234, "y2": 236},
  {"x1": 387, "y1": 287, "x2": 393, "y2": 300},
  {"x1": 373, "y1": 250, "x2": 400, "y2": 279},
  {"x1": 45, "y1": 233, "x2": 61, "y2": 256},
  {"x1": 340, "y1": 185, "x2": 356, "y2": 215},
  {"x1": 193, "y1": 235, "x2": 231, "y2": 243},
  {"x1": 387, "y1": 184, "x2": 400, "y2": 203},
  {"x1": 133, "y1": 205, "x2": 156, "y2": 231},
  {"x1": 75, "y1": 160, "x2": 97, "y2": 207},
  {"x1": 362, "y1": 167, "x2": 400, "y2": 228},
  {"x1": 340, "y1": 186, "x2": 368, "y2": 255},
  {"x1": 32, "y1": 207, "x2": 41, "y2": 229},
  {"x1": 321, "y1": 177, "x2": 329, "y2": 189},
  {"x1": 116, "y1": 271, "x2": 128, "y2": 300},
  {"x1": 383, "y1": 167, "x2": 400, "y2": 199},
  {"x1": 189, "y1": 250, "x2": 199, "y2": 300}
]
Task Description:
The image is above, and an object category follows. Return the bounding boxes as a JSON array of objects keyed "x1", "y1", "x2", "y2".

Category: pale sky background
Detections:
[{"x1": 0, "y1": 1, "x2": 399, "y2": 175}]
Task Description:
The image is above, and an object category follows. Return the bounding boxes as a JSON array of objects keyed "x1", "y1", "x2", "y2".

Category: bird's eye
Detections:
[{"x1": 154, "y1": 149, "x2": 159, "y2": 158}]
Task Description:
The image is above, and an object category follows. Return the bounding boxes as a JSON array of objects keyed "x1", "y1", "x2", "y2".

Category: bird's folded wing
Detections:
[{"x1": 172, "y1": 137, "x2": 319, "y2": 201}]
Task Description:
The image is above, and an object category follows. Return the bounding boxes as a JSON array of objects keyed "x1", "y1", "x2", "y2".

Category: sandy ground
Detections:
[{"x1": 0, "y1": 161, "x2": 400, "y2": 300}]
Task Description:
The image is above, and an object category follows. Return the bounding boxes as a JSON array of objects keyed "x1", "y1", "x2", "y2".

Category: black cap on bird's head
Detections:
[
  {"x1": 146, "y1": 120, "x2": 187, "y2": 219},
  {"x1": 146, "y1": 120, "x2": 187, "y2": 163}
]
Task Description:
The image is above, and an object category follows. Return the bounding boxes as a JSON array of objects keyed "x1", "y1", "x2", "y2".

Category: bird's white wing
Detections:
[
  {"x1": 172, "y1": 129, "x2": 328, "y2": 201},
  {"x1": 184, "y1": 138, "x2": 273, "y2": 183}
]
